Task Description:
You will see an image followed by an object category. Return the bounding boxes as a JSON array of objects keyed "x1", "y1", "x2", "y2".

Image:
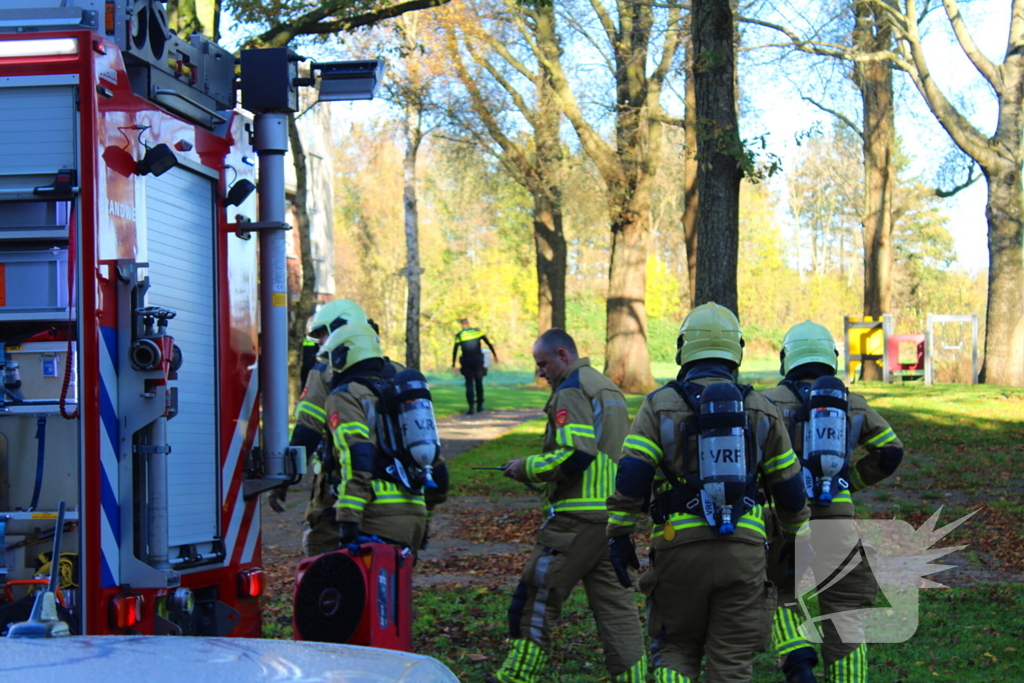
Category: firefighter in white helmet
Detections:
[
  {"x1": 763, "y1": 320, "x2": 904, "y2": 683},
  {"x1": 320, "y1": 322, "x2": 434, "y2": 553},
  {"x1": 606, "y1": 302, "x2": 809, "y2": 683}
]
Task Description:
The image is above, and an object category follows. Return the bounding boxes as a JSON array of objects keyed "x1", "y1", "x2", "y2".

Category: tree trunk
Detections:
[
  {"x1": 403, "y1": 106, "x2": 423, "y2": 370},
  {"x1": 855, "y1": 1, "x2": 894, "y2": 382},
  {"x1": 166, "y1": 0, "x2": 220, "y2": 41},
  {"x1": 980, "y1": 163, "x2": 1024, "y2": 386},
  {"x1": 682, "y1": 44, "x2": 699, "y2": 310},
  {"x1": 604, "y1": 189, "x2": 655, "y2": 393},
  {"x1": 287, "y1": 115, "x2": 317, "y2": 398},
  {"x1": 534, "y1": 69, "x2": 567, "y2": 333},
  {"x1": 533, "y1": 191, "x2": 566, "y2": 333},
  {"x1": 692, "y1": 0, "x2": 742, "y2": 314}
]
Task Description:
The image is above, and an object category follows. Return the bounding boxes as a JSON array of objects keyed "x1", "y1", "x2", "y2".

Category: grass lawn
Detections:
[{"x1": 413, "y1": 583, "x2": 1024, "y2": 683}]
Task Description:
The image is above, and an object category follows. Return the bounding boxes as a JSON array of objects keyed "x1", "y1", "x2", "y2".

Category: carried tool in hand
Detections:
[{"x1": 472, "y1": 465, "x2": 543, "y2": 493}]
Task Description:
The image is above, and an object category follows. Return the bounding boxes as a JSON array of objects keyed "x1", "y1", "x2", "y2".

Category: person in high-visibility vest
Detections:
[{"x1": 451, "y1": 318, "x2": 498, "y2": 414}]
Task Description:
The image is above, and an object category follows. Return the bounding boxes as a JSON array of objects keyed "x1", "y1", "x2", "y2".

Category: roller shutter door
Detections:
[{"x1": 144, "y1": 166, "x2": 219, "y2": 548}]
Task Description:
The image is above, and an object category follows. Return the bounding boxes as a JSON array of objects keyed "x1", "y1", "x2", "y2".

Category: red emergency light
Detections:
[
  {"x1": 109, "y1": 593, "x2": 144, "y2": 630},
  {"x1": 238, "y1": 567, "x2": 266, "y2": 598}
]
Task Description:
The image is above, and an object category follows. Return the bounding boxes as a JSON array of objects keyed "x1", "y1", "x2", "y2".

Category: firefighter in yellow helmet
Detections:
[
  {"x1": 606, "y1": 302, "x2": 810, "y2": 683},
  {"x1": 491, "y1": 328, "x2": 646, "y2": 683},
  {"x1": 763, "y1": 321, "x2": 904, "y2": 683},
  {"x1": 268, "y1": 300, "x2": 439, "y2": 556},
  {"x1": 317, "y1": 322, "x2": 435, "y2": 553},
  {"x1": 267, "y1": 300, "x2": 369, "y2": 522}
]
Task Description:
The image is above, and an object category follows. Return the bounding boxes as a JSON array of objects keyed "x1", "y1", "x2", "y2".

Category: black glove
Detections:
[
  {"x1": 778, "y1": 536, "x2": 815, "y2": 580},
  {"x1": 608, "y1": 535, "x2": 640, "y2": 588},
  {"x1": 777, "y1": 538, "x2": 796, "y2": 579},
  {"x1": 338, "y1": 521, "x2": 360, "y2": 546},
  {"x1": 267, "y1": 485, "x2": 287, "y2": 514}
]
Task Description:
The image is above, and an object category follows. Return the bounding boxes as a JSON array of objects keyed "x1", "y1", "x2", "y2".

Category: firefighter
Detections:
[
  {"x1": 763, "y1": 320, "x2": 904, "y2": 683},
  {"x1": 321, "y1": 322, "x2": 434, "y2": 553},
  {"x1": 606, "y1": 302, "x2": 810, "y2": 683},
  {"x1": 267, "y1": 299, "x2": 369, "y2": 523},
  {"x1": 492, "y1": 328, "x2": 647, "y2": 683},
  {"x1": 451, "y1": 318, "x2": 499, "y2": 414},
  {"x1": 271, "y1": 300, "x2": 436, "y2": 557}
]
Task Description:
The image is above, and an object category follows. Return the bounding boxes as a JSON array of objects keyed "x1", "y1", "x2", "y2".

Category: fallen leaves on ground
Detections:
[
  {"x1": 417, "y1": 552, "x2": 524, "y2": 580},
  {"x1": 451, "y1": 507, "x2": 541, "y2": 545}
]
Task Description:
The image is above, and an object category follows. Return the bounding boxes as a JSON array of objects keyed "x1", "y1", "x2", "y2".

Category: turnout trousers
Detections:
[
  {"x1": 496, "y1": 514, "x2": 646, "y2": 682},
  {"x1": 768, "y1": 513, "x2": 877, "y2": 682},
  {"x1": 643, "y1": 539, "x2": 774, "y2": 683}
]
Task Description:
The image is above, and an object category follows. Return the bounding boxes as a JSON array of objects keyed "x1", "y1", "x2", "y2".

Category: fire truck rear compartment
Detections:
[{"x1": 0, "y1": 74, "x2": 83, "y2": 626}]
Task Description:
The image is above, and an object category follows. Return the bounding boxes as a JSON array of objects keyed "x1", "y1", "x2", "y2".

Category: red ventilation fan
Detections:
[{"x1": 293, "y1": 542, "x2": 413, "y2": 651}]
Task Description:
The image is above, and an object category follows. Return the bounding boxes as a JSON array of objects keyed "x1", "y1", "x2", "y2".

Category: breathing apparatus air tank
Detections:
[
  {"x1": 697, "y1": 382, "x2": 749, "y2": 534},
  {"x1": 802, "y1": 375, "x2": 849, "y2": 506},
  {"x1": 385, "y1": 369, "x2": 441, "y2": 489}
]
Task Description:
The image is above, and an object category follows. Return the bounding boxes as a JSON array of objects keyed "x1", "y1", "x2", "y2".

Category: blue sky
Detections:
[{"x1": 741, "y1": 1, "x2": 1009, "y2": 274}]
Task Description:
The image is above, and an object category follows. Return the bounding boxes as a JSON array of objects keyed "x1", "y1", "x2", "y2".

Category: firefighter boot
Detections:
[
  {"x1": 653, "y1": 667, "x2": 694, "y2": 683},
  {"x1": 612, "y1": 657, "x2": 648, "y2": 682},
  {"x1": 782, "y1": 647, "x2": 819, "y2": 683},
  {"x1": 824, "y1": 643, "x2": 867, "y2": 683},
  {"x1": 491, "y1": 638, "x2": 548, "y2": 683}
]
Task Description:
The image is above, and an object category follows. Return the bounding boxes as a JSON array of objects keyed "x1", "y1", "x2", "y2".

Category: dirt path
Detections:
[{"x1": 260, "y1": 408, "x2": 545, "y2": 586}]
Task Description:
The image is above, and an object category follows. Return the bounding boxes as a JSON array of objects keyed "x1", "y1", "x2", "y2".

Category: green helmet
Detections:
[
  {"x1": 780, "y1": 320, "x2": 838, "y2": 375},
  {"x1": 676, "y1": 302, "x2": 744, "y2": 366},
  {"x1": 321, "y1": 322, "x2": 382, "y2": 374},
  {"x1": 307, "y1": 300, "x2": 368, "y2": 342}
]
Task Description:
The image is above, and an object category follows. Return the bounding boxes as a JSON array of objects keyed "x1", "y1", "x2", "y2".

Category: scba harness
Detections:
[
  {"x1": 331, "y1": 369, "x2": 442, "y2": 493},
  {"x1": 781, "y1": 375, "x2": 857, "y2": 506},
  {"x1": 651, "y1": 380, "x2": 763, "y2": 535}
]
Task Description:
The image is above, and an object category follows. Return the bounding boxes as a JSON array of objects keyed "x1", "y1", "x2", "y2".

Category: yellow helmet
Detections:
[
  {"x1": 321, "y1": 322, "x2": 382, "y2": 374},
  {"x1": 307, "y1": 300, "x2": 368, "y2": 342},
  {"x1": 676, "y1": 302, "x2": 744, "y2": 366},
  {"x1": 780, "y1": 320, "x2": 838, "y2": 375}
]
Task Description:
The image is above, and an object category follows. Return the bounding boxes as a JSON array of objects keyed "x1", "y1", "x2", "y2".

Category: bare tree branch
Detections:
[
  {"x1": 933, "y1": 164, "x2": 981, "y2": 198},
  {"x1": 802, "y1": 96, "x2": 865, "y2": 141},
  {"x1": 937, "y1": 0, "x2": 1003, "y2": 90},
  {"x1": 941, "y1": 0, "x2": 1001, "y2": 91},
  {"x1": 243, "y1": 0, "x2": 453, "y2": 48}
]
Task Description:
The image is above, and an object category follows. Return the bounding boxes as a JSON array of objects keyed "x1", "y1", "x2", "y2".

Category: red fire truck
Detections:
[{"x1": 0, "y1": 0, "x2": 305, "y2": 636}]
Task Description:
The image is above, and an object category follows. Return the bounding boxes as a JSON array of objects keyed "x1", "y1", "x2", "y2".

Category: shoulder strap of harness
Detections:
[
  {"x1": 645, "y1": 381, "x2": 765, "y2": 527},
  {"x1": 780, "y1": 379, "x2": 811, "y2": 447}
]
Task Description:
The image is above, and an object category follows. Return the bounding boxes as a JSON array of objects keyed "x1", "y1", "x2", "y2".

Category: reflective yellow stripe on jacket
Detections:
[
  {"x1": 330, "y1": 421, "x2": 371, "y2": 480},
  {"x1": 529, "y1": 422, "x2": 617, "y2": 513},
  {"x1": 652, "y1": 504, "x2": 768, "y2": 539},
  {"x1": 526, "y1": 424, "x2": 596, "y2": 479},
  {"x1": 295, "y1": 400, "x2": 327, "y2": 426}
]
